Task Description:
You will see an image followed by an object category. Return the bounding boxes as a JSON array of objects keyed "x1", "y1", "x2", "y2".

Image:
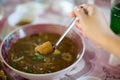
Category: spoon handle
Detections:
[{"x1": 55, "y1": 17, "x2": 78, "y2": 47}]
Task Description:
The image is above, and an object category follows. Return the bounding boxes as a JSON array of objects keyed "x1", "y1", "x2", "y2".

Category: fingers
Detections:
[
  {"x1": 70, "y1": 4, "x2": 95, "y2": 39},
  {"x1": 78, "y1": 4, "x2": 89, "y2": 15},
  {"x1": 71, "y1": 4, "x2": 88, "y2": 17},
  {"x1": 72, "y1": 4, "x2": 95, "y2": 18},
  {"x1": 71, "y1": 11, "x2": 76, "y2": 17},
  {"x1": 75, "y1": 20, "x2": 87, "y2": 38},
  {"x1": 74, "y1": 6, "x2": 87, "y2": 20}
]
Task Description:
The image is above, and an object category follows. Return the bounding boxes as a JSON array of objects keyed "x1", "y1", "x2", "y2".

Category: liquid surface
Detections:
[{"x1": 8, "y1": 33, "x2": 78, "y2": 74}]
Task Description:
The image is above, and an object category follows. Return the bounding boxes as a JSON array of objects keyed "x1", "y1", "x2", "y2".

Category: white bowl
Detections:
[{"x1": 0, "y1": 24, "x2": 85, "y2": 80}]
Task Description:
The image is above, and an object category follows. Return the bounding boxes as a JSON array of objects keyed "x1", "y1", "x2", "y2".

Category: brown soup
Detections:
[{"x1": 8, "y1": 33, "x2": 78, "y2": 74}]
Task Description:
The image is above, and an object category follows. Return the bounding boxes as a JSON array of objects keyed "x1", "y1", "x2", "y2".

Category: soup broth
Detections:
[{"x1": 8, "y1": 33, "x2": 78, "y2": 74}]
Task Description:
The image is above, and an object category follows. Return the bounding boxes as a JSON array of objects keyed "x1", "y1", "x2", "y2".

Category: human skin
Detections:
[{"x1": 72, "y1": 4, "x2": 120, "y2": 59}]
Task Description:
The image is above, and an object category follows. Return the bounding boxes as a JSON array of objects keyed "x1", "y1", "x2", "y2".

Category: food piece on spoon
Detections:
[{"x1": 35, "y1": 41, "x2": 53, "y2": 54}]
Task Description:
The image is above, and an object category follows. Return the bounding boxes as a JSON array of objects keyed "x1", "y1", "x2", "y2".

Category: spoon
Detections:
[
  {"x1": 35, "y1": 7, "x2": 88, "y2": 54},
  {"x1": 54, "y1": 17, "x2": 78, "y2": 48},
  {"x1": 55, "y1": 6, "x2": 89, "y2": 48},
  {"x1": 35, "y1": 17, "x2": 78, "y2": 54}
]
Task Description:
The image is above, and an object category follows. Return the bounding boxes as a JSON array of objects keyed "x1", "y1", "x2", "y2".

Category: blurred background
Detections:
[
  {"x1": 0, "y1": 0, "x2": 109, "y2": 34},
  {"x1": 0, "y1": 0, "x2": 98, "y2": 39}
]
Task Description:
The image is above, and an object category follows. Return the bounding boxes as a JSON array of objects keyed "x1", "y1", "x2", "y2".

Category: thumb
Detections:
[{"x1": 74, "y1": 7, "x2": 87, "y2": 20}]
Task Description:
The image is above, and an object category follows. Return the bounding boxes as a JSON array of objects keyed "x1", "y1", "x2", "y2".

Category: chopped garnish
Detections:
[
  {"x1": 13, "y1": 56, "x2": 24, "y2": 62},
  {"x1": 35, "y1": 41, "x2": 53, "y2": 54},
  {"x1": 32, "y1": 55, "x2": 45, "y2": 61},
  {"x1": 53, "y1": 49, "x2": 61, "y2": 55},
  {"x1": 62, "y1": 53, "x2": 72, "y2": 61}
]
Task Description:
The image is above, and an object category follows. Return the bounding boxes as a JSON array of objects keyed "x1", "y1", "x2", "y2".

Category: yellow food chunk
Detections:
[
  {"x1": 53, "y1": 49, "x2": 61, "y2": 55},
  {"x1": 35, "y1": 41, "x2": 53, "y2": 54}
]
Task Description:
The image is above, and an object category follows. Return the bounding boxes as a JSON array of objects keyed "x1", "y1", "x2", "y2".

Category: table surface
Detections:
[{"x1": 0, "y1": 0, "x2": 120, "y2": 80}]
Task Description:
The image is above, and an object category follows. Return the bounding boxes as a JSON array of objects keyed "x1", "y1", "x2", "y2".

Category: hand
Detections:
[
  {"x1": 71, "y1": 4, "x2": 120, "y2": 59},
  {"x1": 72, "y1": 4, "x2": 112, "y2": 46}
]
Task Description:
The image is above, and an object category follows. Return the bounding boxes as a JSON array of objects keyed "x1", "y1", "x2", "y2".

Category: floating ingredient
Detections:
[{"x1": 35, "y1": 41, "x2": 53, "y2": 54}]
